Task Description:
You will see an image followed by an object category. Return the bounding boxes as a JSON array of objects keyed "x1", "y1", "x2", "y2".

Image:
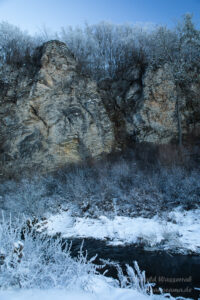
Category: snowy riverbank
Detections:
[
  {"x1": 38, "y1": 207, "x2": 200, "y2": 255},
  {"x1": 0, "y1": 207, "x2": 199, "y2": 300}
]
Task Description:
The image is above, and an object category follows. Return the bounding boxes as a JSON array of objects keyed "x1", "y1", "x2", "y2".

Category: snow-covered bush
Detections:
[
  {"x1": 0, "y1": 214, "x2": 100, "y2": 289},
  {"x1": 154, "y1": 167, "x2": 200, "y2": 209},
  {"x1": 101, "y1": 259, "x2": 154, "y2": 296},
  {"x1": 0, "y1": 177, "x2": 60, "y2": 216},
  {"x1": 0, "y1": 214, "x2": 163, "y2": 297},
  {"x1": 0, "y1": 153, "x2": 199, "y2": 219}
]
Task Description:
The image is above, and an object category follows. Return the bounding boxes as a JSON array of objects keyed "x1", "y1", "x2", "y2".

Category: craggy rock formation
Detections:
[
  {"x1": 133, "y1": 64, "x2": 179, "y2": 144},
  {"x1": 0, "y1": 41, "x2": 114, "y2": 175},
  {"x1": 98, "y1": 66, "x2": 144, "y2": 147},
  {"x1": 0, "y1": 41, "x2": 200, "y2": 176},
  {"x1": 128, "y1": 64, "x2": 200, "y2": 144},
  {"x1": 100, "y1": 63, "x2": 200, "y2": 146}
]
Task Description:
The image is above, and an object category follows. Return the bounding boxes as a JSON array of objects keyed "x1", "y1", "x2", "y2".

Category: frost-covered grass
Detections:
[
  {"x1": 0, "y1": 216, "x2": 191, "y2": 300},
  {"x1": 38, "y1": 207, "x2": 200, "y2": 254}
]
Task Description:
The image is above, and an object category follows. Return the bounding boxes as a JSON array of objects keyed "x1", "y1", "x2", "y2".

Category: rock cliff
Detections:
[
  {"x1": 99, "y1": 63, "x2": 200, "y2": 146},
  {"x1": 0, "y1": 41, "x2": 200, "y2": 176},
  {"x1": 0, "y1": 41, "x2": 114, "y2": 175}
]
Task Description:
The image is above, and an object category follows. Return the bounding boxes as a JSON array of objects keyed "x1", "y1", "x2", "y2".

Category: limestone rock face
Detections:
[
  {"x1": 102, "y1": 63, "x2": 200, "y2": 146},
  {"x1": 132, "y1": 64, "x2": 200, "y2": 144},
  {"x1": 133, "y1": 64, "x2": 179, "y2": 144},
  {"x1": 0, "y1": 41, "x2": 114, "y2": 175},
  {"x1": 98, "y1": 66, "x2": 144, "y2": 148}
]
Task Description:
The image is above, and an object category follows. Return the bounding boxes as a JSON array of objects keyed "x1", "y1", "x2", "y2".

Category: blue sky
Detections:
[{"x1": 0, "y1": 0, "x2": 199, "y2": 34}]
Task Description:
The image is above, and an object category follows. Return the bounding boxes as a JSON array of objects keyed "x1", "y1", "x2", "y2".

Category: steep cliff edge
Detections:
[
  {"x1": 0, "y1": 41, "x2": 114, "y2": 176},
  {"x1": 0, "y1": 41, "x2": 200, "y2": 176}
]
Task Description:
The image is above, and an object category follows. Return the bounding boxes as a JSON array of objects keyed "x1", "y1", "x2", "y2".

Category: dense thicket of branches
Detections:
[
  {"x1": 1, "y1": 151, "x2": 199, "y2": 218},
  {"x1": 0, "y1": 14, "x2": 200, "y2": 80},
  {"x1": 0, "y1": 22, "x2": 43, "y2": 66}
]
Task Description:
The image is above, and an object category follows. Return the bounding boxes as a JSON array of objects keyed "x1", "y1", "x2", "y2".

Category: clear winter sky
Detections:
[{"x1": 0, "y1": 0, "x2": 199, "y2": 34}]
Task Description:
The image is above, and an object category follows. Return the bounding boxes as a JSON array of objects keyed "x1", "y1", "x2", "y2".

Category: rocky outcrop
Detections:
[
  {"x1": 100, "y1": 63, "x2": 200, "y2": 146},
  {"x1": 133, "y1": 64, "x2": 200, "y2": 144},
  {"x1": 98, "y1": 66, "x2": 144, "y2": 148},
  {"x1": 0, "y1": 41, "x2": 200, "y2": 177},
  {"x1": 133, "y1": 64, "x2": 180, "y2": 144},
  {"x1": 0, "y1": 41, "x2": 114, "y2": 176}
]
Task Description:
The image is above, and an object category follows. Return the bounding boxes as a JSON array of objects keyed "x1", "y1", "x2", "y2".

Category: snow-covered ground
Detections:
[
  {"x1": 0, "y1": 276, "x2": 184, "y2": 300},
  {"x1": 38, "y1": 208, "x2": 200, "y2": 254},
  {"x1": 0, "y1": 289, "x2": 147, "y2": 300},
  {"x1": 0, "y1": 289, "x2": 185, "y2": 300}
]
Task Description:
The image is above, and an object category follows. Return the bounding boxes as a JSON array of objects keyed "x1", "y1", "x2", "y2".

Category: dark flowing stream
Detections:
[{"x1": 69, "y1": 238, "x2": 200, "y2": 300}]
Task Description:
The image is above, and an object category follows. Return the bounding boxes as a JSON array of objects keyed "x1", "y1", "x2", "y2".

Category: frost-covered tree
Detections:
[
  {"x1": 0, "y1": 16, "x2": 199, "y2": 79},
  {"x1": 145, "y1": 14, "x2": 200, "y2": 146},
  {"x1": 59, "y1": 22, "x2": 149, "y2": 80},
  {"x1": 173, "y1": 14, "x2": 200, "y2": 146},
  {"x1": 146, "y1": 26, "x2": 179, "y2": 66},
  {"x1": 0, "y1": 22, "x2": 43, "y2": 66}
]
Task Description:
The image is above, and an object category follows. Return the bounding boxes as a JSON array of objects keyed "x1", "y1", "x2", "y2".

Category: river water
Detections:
[{"x1": 69, "y1": 238, "x2": 200, "y2": 299}]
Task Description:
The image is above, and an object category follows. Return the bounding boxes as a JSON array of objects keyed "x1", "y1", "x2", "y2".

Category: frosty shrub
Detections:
[
  {"x1": 154, "y1": 167, "x2": 200, "y2": 209},
  {"x1": 0, "y1": 152, "x2": 199, "y2": 218},
  {"x1": 101, "y1": 259, "x2": 154, "y2": 296},
  {"x1": 0, "y1": 214, "x2": 162, "y2": 297},
  {"x1": 0, "y1": 214, "x2": 99, "y2": 289}
]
